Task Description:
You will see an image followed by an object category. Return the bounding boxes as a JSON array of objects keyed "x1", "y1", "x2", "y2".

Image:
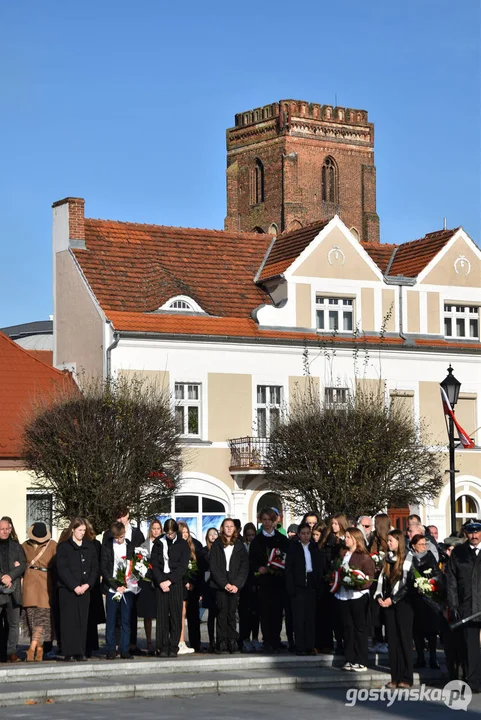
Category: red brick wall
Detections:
[
  {"x1": 52, "y1": 197, "x2": 85, "y2": 241},
  {"x1": 224, "y1": 100, "x2": 380, "y2": 242}
]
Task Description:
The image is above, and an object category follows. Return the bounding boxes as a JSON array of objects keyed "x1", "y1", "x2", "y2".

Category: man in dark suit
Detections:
[{"x1": 446, "y1": 520, "x2": 481, "y2": 693}]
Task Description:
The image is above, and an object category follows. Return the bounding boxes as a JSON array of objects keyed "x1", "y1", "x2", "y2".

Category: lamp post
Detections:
[{"x1": 440, "y1": 364, "x2": 461, "y2": 535}]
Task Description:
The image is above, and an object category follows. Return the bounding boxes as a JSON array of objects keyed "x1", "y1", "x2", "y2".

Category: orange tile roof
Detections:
[
  {"x1": 27, "y1": 350, "x2": 53, "y2": 365},
  {"x1": 361, "y1": 242, "x2": 396, "y2": 274},
  {"x1": 259, "y1": 220, "x2": 330, "y2": 280},
  {"x1": 388, "y1": 229, "x2": 458, "y2": 277},
  {"x1": 107, "y1": 311, "x2": 481, "y2": 352},
  {"x1": 0, "y1": 333, "x2": 75, "y2": 458},
  {"x1": 73, "y1": 220, "x2": 273, "y2": 318}
]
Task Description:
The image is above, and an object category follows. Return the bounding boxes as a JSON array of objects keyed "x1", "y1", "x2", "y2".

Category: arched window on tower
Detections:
[
  {"x1": 250, "y1": 158, "x2": 265, "y2": 205},
  {"x1": 321, "y1": 156, "x2": 338, "y2": 203}
]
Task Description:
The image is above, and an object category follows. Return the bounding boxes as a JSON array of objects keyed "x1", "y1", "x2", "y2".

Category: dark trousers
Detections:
[
  {"x1": 239, "y1": 584, "x2": 259, "y2": 643},
  {"x1": 216, "y1": 590, "x2": 239, "y2": 641},
  {"x1": 129, "y1": 599, "x2": 138, "y2": 648},
  {"x1": 186, "y1": 588, "x2": 201, "y2": 650},
  {"x1": 59, "y1": 587, "x2": 90, "y2": 657},
  {"x1": 339, "y1": 594, "x2": 370, "y2": 666},
  {"x1": 156, "y1": 582, "x2": 183, "y2": 654},
  {"x1": 0, "y1": 599, "x2": 20, "y2": 657},
  {"x1": 316, "y1": 585, "x2": 335, "y2": 650},
  {"x1": 106, "y1": 592, "x2": 134, "y2": 654},
  {"x1": 292, "y1": 577, "x2": 316, "y2": 653},
  {"x1": 463, "y1": 624, "x2": 481, "y2": 691},
  {"x1": 258, "y1": 579, "x2": 285, "y2": 649},
  {"x1": 384, "y1": 598, "x2": 414, "y2": 685}
]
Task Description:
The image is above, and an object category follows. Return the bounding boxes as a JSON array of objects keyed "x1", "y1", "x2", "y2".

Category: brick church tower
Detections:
[{"x1": 224, "y1": 99, "x2": 380, "y2": 243}]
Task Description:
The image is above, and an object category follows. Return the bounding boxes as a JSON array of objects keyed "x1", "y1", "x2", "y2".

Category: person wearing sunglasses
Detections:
[{"x1": 357, "y1": 516, "x2": 373, "y2": 545}]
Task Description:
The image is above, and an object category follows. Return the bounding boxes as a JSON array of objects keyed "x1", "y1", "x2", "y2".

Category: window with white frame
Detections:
[
  {"x1": 455, "y1": 494, "x2": 479, "y2": 531},
  {"x1": 175, "y1": 383, "x2": 201, "y2": 437},
  {"x1": 444, "y1": 304, "x2": 479, "y2": 339},
  {"x1": 324, "y1": 386, "x2": 349, "y2": 408},
  {"x1": 169, "y1": 299, "x2": 193, "y2": 310},
  {"x1": 316, "y1": 297, "x2": 353, "y2": 332},
  {"x1": 256, "y1": 385, "x2": 283, "y2": 437}
]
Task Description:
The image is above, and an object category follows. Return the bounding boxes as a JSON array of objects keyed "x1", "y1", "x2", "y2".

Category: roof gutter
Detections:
[{"x1": 113, "y1": 330, "x2": 481, "y2": 356}]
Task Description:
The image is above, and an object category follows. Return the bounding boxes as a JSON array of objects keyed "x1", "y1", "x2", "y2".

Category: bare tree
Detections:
[
  {"x1": 264, "y1": 381, "x2": 444, "y2": 520},
  {"x1": 22, "y1": 375, "x2": 183, "y2": 533}
]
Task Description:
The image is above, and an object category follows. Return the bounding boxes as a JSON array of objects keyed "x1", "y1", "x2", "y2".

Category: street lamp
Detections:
[{"x1": 440, "y1": 364, "x2": 461, "y2": 535}]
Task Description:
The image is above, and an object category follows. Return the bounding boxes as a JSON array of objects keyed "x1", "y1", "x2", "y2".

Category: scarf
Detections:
[
  {"x1": 375, "y1": 551, "x2": 413, "y2": 600},
  {"x1": 160, "y1": 534, "x2": 176, "y2": 574}
]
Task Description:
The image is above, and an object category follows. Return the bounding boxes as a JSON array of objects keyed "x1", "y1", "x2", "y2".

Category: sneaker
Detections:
[
  {"x1": 241, "y1": 640, "x2": 253, "y2": 653},
  {"x1": 177, "y1": 642, "x2": 195, "y2": 655},
  {"x1": 351, "y1": 664, "x2": 367, "y2": 672},
  {"x1": 341, "y1": 662, "x2": 353, "y2": 671},
  {"x1": 251, "y1": 639, "x2": 262, "y2": 652},
  {"x1": 378, "y1": 643, "x2": 389, "y2": 654}
]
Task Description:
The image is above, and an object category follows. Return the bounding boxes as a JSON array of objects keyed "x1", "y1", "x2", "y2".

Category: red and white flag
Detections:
[{"x1": 440, "y1": 387, "x2": 475, "y2": 449}]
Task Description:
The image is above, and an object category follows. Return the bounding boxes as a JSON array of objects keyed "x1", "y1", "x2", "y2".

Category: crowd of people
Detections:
[{"x1": 0, "y1": 508, "x2": 480, "y2": 693}]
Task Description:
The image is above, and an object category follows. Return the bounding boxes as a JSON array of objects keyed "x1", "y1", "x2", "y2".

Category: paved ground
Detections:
[{"x1": 4, "y1": 688, "x2": 481, "y2": 719}]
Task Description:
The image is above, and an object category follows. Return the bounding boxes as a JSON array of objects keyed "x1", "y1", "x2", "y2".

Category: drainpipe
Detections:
[
  {"x1": 106, "y1": 330, "x2": 120, "y2": 379},
  {"x1": 398, "y1": 284, "x2": 406, "y2": 342}
]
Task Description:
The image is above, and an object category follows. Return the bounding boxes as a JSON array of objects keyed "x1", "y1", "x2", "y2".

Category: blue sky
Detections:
[{"x1": 0, "y1": 0, "x2": 479, "y2": 327}]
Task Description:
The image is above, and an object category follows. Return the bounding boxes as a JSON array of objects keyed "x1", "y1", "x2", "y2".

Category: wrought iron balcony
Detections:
[{"x1": 228, "y1": 436, "x2": 270, "y2": 471}]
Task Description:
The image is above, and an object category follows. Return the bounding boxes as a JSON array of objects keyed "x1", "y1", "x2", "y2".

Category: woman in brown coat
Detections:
[{"x1": 21, "y1": 523, "x2": 57, "y2": 662}]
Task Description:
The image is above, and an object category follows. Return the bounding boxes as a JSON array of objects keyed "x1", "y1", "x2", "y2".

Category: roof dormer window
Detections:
[
  {"x1": 158, "y1": 295, "x2": 205, "y2": 314},
  {"x1": 170, "y1": 299, "x2": 193, "y2": 310}
]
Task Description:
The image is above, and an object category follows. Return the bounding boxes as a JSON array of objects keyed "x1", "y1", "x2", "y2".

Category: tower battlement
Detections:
[{"x1": 234, "y1": 100, "x2": 369, "y2": 128}]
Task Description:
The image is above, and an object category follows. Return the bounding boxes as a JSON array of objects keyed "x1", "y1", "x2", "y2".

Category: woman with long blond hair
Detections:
[
  {"x1": 374, "y1": 529, "x2": 414, "y2": 689},
  {"x1": 178, "y1": 521, "x2": 206, "y2": 654},
  {"x1": 137, "y1": 519, "x2": 162, "y2": 654},
  {"x1": 209, "y1": 518, "x2": 248, "y2": 653},
  {"x1": 336, "y1": 527, "x2": 375, "y2": 672}
]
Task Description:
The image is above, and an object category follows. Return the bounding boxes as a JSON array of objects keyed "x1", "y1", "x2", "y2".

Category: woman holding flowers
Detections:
[
  {"x1": 374, "y1": 529, "x2": 414, "y2": 688},
  {"x1": 100, "y1": 521, "x2": 137, "y2": 660},
  {"x1": 411, "y1": 534, "x2": 443, "y2": 670},
  {"x1": 334, "y1": 527, "x2": 375, "y2": 672},
  {"x1": 210, "y1": 518, "x2": 249, "y2": 653},
  {"x1": 137, "y1": 519, "x2": 162, "y2": 655}
]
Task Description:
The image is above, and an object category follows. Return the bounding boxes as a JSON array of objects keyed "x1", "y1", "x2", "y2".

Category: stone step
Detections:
[
  {"x1": 0, "y1": 653, "x2": 336, "y2": 684},
  {"x1": 0, "y1": 666, "x2": 445, "y2": 708}
]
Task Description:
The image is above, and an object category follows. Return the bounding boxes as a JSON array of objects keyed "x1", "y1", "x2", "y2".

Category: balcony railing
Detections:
[{"x1": 228, "y1": 436, "x2": 270, "y2": 471}]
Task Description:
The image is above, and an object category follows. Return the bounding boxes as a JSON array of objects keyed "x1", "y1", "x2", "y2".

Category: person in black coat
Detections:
[
  {"x1": 374, "y1": 529, "x2": 415, "y2": 688},
  {"x1": 178, "y1": 522, "x2": 207, "y2": 653},
  {"x1": 0, "y1": 519, "x2": 26, "y2": 663},
  {"x1": 84, "y1": 520, "x2": 105, "y2": 658},
  {"x1": 209, "y1": 518, "x2": 249, "y2": 653},
  {"x1": 286, "y1": 522, "x2": 325, "y2": 655},
  {"x1": 56, "y1": 517, "x2": 99, "y2": 661},
  {"x1": 151, "y1": 519, "x2": 190, "y2": 657},
  {"x1": 248, "y1": 507, "x2": 289, "y2": 652},
  {"x1": 411, "y1": 535, "x2": 443, "y2": 669},
  {"x1": 447, "y1": 521, "x2": 481, "y2": 693}
]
